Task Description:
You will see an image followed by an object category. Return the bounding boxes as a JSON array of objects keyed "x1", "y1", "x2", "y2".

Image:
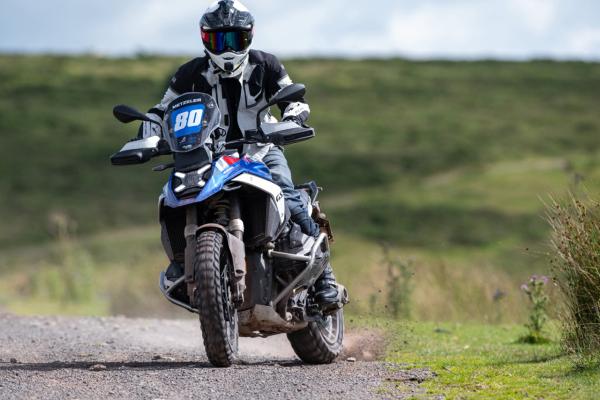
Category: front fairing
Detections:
[
  {"x1": 162, "y1": 156, "x2": 272, "y2": 208},
  {"x1": 164, "y1": 93, "x2": 220, "y2": 153}
]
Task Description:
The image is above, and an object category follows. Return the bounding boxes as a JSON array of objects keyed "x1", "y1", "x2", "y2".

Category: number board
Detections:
[{"x1": 170, "y1": 104, "x2": 206, "y2": 138}]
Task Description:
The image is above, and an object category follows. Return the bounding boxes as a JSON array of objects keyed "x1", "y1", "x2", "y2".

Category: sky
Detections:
[{"x1": 1, "y1": 0, "x2": 600, "y2": 60}]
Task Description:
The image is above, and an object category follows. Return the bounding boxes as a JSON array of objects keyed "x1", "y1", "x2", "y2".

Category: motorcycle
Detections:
[{"x1": 110, "y1": 84, "x2": 348, "y2": 367}]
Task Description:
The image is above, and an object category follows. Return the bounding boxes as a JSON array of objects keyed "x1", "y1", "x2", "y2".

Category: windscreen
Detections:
[{"x1": 164, "y1": 93, "x2": 221, "y2": 153}]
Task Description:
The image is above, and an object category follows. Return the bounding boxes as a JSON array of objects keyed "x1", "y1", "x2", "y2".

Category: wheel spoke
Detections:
[
  {"x1": 318, "y1": 313, "x2": 340, "y2": 344},
  {"x1": 288, "y1": 308, "x2": 344, "y2": 364}
]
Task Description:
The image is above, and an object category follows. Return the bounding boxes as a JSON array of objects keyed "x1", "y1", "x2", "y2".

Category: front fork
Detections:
[
  {"x1": 226, "y1": 195, "x2": 246, "y2": 305},
  {"x1": 182, "y1": 195, "x2": 245, "y2": 303},
  {"x1": 228, "y1": 196, "x2": 244, "y2": 241},
  {"x1": 184, "y1": 206, "x2": 199, "y2": 300}
]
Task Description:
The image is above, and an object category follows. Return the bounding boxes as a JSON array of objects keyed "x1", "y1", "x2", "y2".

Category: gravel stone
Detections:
[{"x1": 0, "y1": 314, "x2": 433, "y2": 399}]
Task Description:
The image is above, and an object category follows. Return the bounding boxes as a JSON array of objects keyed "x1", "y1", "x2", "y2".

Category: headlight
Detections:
[{"x1": 173, "y1": 164, "x2": 212, "y2": 193}]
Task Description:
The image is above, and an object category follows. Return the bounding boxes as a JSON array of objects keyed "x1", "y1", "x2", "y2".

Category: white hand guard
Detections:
[{"x1": 141, "y1": 113, "x2": 163, "y2": 138}]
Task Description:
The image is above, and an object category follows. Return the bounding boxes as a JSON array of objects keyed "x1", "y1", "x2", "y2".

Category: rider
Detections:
[{"x1": 141, "y1": 0, "x2": 339, "y2": 309}]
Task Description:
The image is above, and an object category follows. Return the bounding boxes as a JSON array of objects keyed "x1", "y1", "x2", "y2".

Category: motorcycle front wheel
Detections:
[
  {"x1": 194, "y1": 230, "x2": 239, "y2": 367},
  {"x1": 287, "y1": 308, "x2": 344, "y2": 364}
]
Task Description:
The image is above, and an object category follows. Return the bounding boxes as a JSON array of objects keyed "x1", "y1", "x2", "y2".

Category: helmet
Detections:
[{"x1": 200, "y1": 0, "x2": 254, "y2": 74}]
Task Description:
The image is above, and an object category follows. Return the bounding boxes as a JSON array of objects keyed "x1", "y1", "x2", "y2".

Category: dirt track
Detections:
[{"x1": 0, "y1": 314, "x2": 434, "y2": 399}]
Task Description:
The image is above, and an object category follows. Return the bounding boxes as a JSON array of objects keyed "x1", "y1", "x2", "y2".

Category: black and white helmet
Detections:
[{"x1": 200, "y1": 0, "x2": 255, "y2": 74}]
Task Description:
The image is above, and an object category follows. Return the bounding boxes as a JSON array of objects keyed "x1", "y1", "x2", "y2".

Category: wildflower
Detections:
[{"x1": 520, "y1": 274, "x2": 550, "y2": 343}]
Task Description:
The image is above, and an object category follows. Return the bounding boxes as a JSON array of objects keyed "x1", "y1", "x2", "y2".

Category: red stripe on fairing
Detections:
[{"x1": 222, "y1": 156, "x2": 240, "y2": 165}]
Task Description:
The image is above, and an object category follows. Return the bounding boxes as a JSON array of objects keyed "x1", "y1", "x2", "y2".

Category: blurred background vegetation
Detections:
[{"x1": 1, "y1": 54, "x2": 600, "y2": 321}]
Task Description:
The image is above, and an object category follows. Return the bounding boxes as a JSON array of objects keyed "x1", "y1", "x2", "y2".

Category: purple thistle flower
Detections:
[{"x1": 521, "y1": 284, "x2": 530, "y2": 293}]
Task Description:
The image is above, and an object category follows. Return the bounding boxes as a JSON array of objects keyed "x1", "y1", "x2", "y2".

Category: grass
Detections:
[
  {"x1": 0, "y1": 225, "x2": 191, "y2": 318},
  {"x1": 375, "y1": 319, "x2": 600, "y2": 399},
  {"x1": 0, "y1": 227, "x2": 558, "y2": 324},
  {"x1": 2, "y1": 55, "x2": 600, "y2": 320},
  {"x1": 547, "y1": 194, "x2": 600, "y2": 362},
  {"x1": 1, "y1": 54, "x2": 599, "y2": 397},
  {"x1": 2, "y1": 55, "x2": 600, "y2": 250}
]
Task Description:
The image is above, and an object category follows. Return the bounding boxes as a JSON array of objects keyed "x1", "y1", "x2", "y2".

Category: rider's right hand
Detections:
[{"x1": 137, "y1": 113, "x2": 163, "y2": 139}]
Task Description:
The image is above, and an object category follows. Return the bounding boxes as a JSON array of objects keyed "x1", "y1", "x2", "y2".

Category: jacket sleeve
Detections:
[
  {"x1": 265, "y1": 55, "x2": 310, "y2": 124},
  {"x1": 139, "y1": 58, "x2": 210, "y2": 139},
  {"x1": 146, "y1": 66, "x2": 190, "y2": 119},
  {"x1": 138, "y1": 73, "x2": 184, "y2": 139}
]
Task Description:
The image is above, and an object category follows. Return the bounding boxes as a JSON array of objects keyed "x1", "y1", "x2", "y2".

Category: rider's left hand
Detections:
[{"x1": 283, "y1": 115, "x2": 303, "y2": 126}]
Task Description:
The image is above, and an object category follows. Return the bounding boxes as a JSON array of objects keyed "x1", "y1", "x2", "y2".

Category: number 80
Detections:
[{"x1": 174, "y1": 109, "x2": 204, "y2": 132}]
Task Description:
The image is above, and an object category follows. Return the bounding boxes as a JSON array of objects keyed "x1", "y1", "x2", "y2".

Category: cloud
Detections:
[
  {"x1": 88, "y1": 1, "x2": 201, "y2": 54},
  {"x1": 0, "y1": 0, "x2": 599, "y2": 59},
  {"x1": 508, "y1": 0, "x2": 558, "y2": 35},
  {"x1": 566, "y1": 27, "x2": 600, "y2": 56},
  {"x1": 387, "y1": 3, "x2": 481, "y2": 56}
]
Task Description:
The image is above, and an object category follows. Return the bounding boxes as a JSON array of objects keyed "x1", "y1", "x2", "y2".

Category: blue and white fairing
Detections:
[
  {"x1": 158, "y1": 91, "x2": 286, "y2": 223},
  {"x1": 160, "y1": 155, "x2": 286, "y2": 223}
]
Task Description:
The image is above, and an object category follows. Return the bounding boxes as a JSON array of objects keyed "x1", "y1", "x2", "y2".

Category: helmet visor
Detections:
[{"x1": 201, "y1": 29, "x2": 253, "y2": 54}]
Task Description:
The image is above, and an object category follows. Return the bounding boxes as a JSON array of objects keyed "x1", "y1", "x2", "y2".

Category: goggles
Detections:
[{"x1": 201, "y1": 29, "x2": 253, "y2": 54}]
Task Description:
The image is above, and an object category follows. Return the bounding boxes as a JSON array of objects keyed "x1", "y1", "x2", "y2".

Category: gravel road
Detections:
[{"x1": 0, "y1": 314, "x2": 434, "y2": 399}]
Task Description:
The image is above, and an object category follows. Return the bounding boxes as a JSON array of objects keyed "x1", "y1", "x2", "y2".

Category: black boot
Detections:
[
  {"x1": 313, "y1": 263, "x2": 341, "y2": 313},
  {"x1": 163, "y1": 261, "x2": 189, "y2": 303},
  {"x1": 163, "y1": 261, "x2": 184, "y2": 288}
]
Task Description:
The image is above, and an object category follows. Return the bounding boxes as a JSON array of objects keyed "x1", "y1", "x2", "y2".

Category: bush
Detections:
[{"x1": 547, "y1": 195, "x2": 600, "y2": 361}]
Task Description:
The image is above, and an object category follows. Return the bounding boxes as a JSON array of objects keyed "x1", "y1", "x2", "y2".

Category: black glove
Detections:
[
  {"x1": 210, "y1": 127, "x2": 227, "y2": 154},
  {"x1": 157, "y1": 139, "x2": 172, "y2": 155}
]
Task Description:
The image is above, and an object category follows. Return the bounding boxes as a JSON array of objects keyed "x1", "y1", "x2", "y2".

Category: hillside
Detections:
[{"x1": 1, "y1": 55, "x2": 600, "y2": 320}]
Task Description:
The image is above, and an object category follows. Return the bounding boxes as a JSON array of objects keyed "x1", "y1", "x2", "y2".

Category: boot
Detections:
[
  {"x1": 163, "y1": 261, "x2": 184, "y2": 289},
  {"x1": 313, "y1": 263, "x2": 341, "y2": 313}
]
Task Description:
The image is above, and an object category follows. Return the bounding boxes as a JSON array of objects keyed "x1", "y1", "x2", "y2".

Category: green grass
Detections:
[
  {"x1": 0, "y1": 227, "x2": 557, "y2": 324},
  {"x1": 2, "y1": 55, "x2": 600, "y2": 320},
  {"x1": 377, "y1": 320, "x2": 600, "y2": 399},
  {"x1": 2, "y1": 55, "x2": 600, "y2": 250},
  {"x1": 1, "y1": 55, "x2": 599, "y2": 396}
]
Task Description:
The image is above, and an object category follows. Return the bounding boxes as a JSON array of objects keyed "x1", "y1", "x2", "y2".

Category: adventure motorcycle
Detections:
[{"x1": 110, "y1": 84, "x2": 348, "y2": 367}]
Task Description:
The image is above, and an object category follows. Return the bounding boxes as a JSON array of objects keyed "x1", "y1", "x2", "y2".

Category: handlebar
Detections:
[
  {"x1": 112, "y1": 123, "x2": 314, "y2": 167},
  {"x1": 224, "y1": 138, "x2": 259, "y2": 149},
  {"x1": 225, "y1": 123, "x2": 315, "y2": 149}
]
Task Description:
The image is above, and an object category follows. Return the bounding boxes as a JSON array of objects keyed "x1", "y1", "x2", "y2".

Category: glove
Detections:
[
  {"x1": 137, "y1": 113, "x2": 163, "y2": 139},
  {"x1": 283, "y1": 115, "x2": 303, "y2": 126},
  {"x1": 282, "y1": 102, "x2": 310, "y2": 126},
  {"x1": 209, "y1": 127, "x2": 227, "y2": 155}
]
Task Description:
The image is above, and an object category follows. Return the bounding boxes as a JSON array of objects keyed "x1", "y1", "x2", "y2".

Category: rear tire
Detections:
[
  {"x1": 287, "y1": 308, "x2": 344, "y2": 364},
  {"x1": 194, "y1": 230, "x2": 238, "y2": 367}
]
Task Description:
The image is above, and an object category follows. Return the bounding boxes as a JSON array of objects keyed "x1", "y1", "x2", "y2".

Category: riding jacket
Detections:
[{"x1": 144, "y1": 50, "x2": 310, "y2": 160}]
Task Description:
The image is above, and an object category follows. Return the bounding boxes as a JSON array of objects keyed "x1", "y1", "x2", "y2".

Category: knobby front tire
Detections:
[{"x1": 194, "y1": 230, "x2": 239, "y2": 367}]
